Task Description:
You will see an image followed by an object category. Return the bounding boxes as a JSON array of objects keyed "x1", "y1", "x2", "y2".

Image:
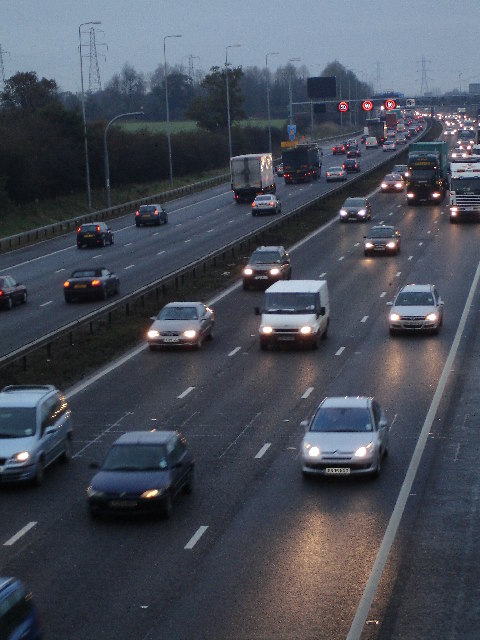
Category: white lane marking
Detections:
[
  {"x1": 124, "y1": 242, "x2": 132, "y2": 247},
  {"x1": 228, "y1": 219, "x2": 234, "y2": 224},
  {"x1": 395, "y1": 271, "x2": 401, "y2": 277},
  {"x1": 153, "y1": 232, "x2": 159, "y2": 236},
  {"x1": 361, "y1": 316, "x2": 368, "y2": 323},
  {"x1": 302, "y1": 387, "x2": 314, "y2": 399},
  {"x1": 124, "y1": 264, "x2": 135, "y2": 270},
  {"x1": 184, "y1": 239, "x2": 192, "y2": 243},
  {"x1": 388, "y1": 212, "x2": 393, "y2": 216},
  {"x1": 40, "y1": 301, "x2": 52, "y2": 307},
  {"x1": 157, "y1": 250, "x2": 166, "y2": 255},
  {"x1": 207, "y1": 229, "x2": 214, "y2": 233},
  {"x1": 184, "y1": 526, "x2": 209, "y2": 550},
  {"x1": 55, "y1": 268, "x2": 65, "y2": 273},
  {"x1": 347, "y1": 260, "x2": 480, "y2": 640},
  {"x1": 92, "y1": 254, "x2": 101, "y2": 259},
  {"x1": 354, "y1": 242, "x2": 360, "y2": 247},
  {"x1": 4, "y1": 522, "x2": 37, "y2": 546},
  {"x1": 427, "y1": 230, "x2": 431, "y2": 234},
  {"x1": 396, "y1": 204, "x2": 401, "y2": 208},
  {"x1": 408, "y1": 255, "x2": 413, "y2": 261},
  {"x1": 380, "y1": 292, "x2": 386, "y2": 298},
  {"x1": 335, "y1": 346, "x2": 345, "y2": 356},
  {"x1": 419, "y1": 241, "x2": 423, "y2": 246},
  {"x1": 379, "y1": 220, "x2": 385, "y2": 224},
  {"x1": 176, "y1": 223, "x2": 183, "y2": 227},
  {"x1": 339, "y1": 256, "x2": 345, "y2": 261},
  {"x1": 319, "y1": 272, "x2": 327, "y2": 278},
  {"x1": 255, "y1": 443, "x2": 271, "y2": 459},
  {"x1": 219, "y1": 412, "x2": 261, "y2": 459},
  {"x1": 228, "y1": 347, "x2": 241, "y2": 357},
  {"x1": 178, "y1": 386, "x2": 195, "y2": 399},
  {"x1": 73, "y1": 411, "x2": 133, "y2": 458}
]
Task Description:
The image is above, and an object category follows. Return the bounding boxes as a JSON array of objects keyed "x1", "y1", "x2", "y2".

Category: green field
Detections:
[{"x1": 121, "y1": 119, "x2": 287, "y2": 134}]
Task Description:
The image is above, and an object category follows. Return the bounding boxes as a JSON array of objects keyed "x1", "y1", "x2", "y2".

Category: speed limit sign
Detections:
[
  {"x1": 362, "y1": 100, "x2": 373, "y2": 111},
  {"x1": 385, "y1": 99, "x2": 396, "y2": 110},
  {"x1": 338, "y1": 101, "x2": 349, "y2": 112}
]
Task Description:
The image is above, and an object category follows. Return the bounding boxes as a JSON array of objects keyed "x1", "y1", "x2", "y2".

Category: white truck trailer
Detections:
[{"x1": 231, "y1": 153, "x2": 275, "y2": 203}]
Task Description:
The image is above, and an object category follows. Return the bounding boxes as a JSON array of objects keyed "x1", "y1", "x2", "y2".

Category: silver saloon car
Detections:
[
  {"x1": 147, "y1": 302, "x2": 214, "y2": 349},
  {"x1": 301, "y1": 396, "x2": 389, "y2": 478},
  {"x1": 389, "y1": 284, "x2": 443, "y2": 334}
]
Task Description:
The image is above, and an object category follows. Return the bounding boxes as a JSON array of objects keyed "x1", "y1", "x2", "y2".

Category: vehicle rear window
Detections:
[
  {"x1": 310, "y1": 407, "x2": 372, "y2": 433},
  {"x1": 0, "y1": 407, "x2": 37, "y2": 438},
  {"x1": 139, "y1": 205, "x2": 158, "y2": 213},
  {"x1": 80, "y1": 224, "x2": 98, "y2": 232}
]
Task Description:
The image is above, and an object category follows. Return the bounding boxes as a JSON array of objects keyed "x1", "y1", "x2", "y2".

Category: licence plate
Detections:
[
  {"x1": 162, "y1": 336, "x2": 179, "y2": 343},
  {"x1": 84, "y1": 234, "x2": 94, "y2": 238},
  {"x1": 255, "y1": 276, "x2": 268, "y2": 280},
  {"x1": 143, "y1": 214, "x2": 151, "y2": 218},
  {"x1": 405, "y1": 323, "x2": 421, "y2": 328},
  {"x1": 326, "y1": 468, "x2": 350, "y2": 475},
  {"x1": 74, "y1": 284, "x2": 87, "y2": 289},
  {"x1": 110, "y1": 500, "x2": 137, "y2": 508},
  {"x1": 278, "y1": 336, "x2": 295, "y2": 341}
]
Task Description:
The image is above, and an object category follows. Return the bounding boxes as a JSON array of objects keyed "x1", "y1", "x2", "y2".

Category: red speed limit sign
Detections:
[
  {"x1": 362, "y1": 100, "x2": 373, "y2": 111},
  {"x1": 385, "y1": 99, "x2": 396, "y2": 110},
  {"x1": 338, "y1": 101, "x2": 349, "y2": 112}
]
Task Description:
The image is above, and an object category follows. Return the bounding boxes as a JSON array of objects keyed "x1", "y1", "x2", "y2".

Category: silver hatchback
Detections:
[
  {"x1": 147, "y1": 301, "x2": 214, "y2": 350},
  {"x1": 0, "y1": 385, "x2": 73, "y2": 485}
]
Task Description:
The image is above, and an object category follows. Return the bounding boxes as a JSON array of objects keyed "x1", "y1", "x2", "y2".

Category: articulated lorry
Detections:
[
  {"x1": 231, "y1": 153, "x2": 275, "y2": 203},
  {"x1": 449, "y1": 162, "x2": 480, "y2": 223},
  {"x1": 282, "y1": 143, "x2": 322, "y2": 184},
  {"x1": 406, "y1": 141, "x2": 448, "y2": 204}
]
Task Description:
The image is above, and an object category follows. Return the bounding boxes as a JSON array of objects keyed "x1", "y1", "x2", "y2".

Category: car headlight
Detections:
[
  {"x1": 407, "y1": 193, "x2": 415, "y2": 199},
  {"x1": 450, "y1": 207, "x2": 458, "y2": 214},
  {"x1": 147, "y1": 329, "x2": 159, "y2": 339},
  {"x1": 269, "y1": 268, "x2": 280, "y2": 276},
  {"x1": 304, "y1": 443, "x2": 320, "y2": 457},
  {"x1": 386, "y1": 241, "x2": 396, "y2": 249},
  {"x1": 395, "y1": 183, "x2": 403, "y2": 188},
  {"x1": 141, "y1": 489, "x2": 164, "y2": 499},
  {"x1": 87, "y1": 486, "x2": 105, "y2": 498},
  {"x1": 357, "y1": 209, "x2": 366, "y2": 216},
  {"x1": 365, "y1": 242, "x2": 374, "y2": 249},
  {"x1": 390, "y1": 313, "x2": 400, "y2": 321},
  {"x1": 300, "y1": 326, "x2": 312, "y2": 335},
  {"x1": 381, "y1": 183, "x2": 388, "y2": 188},
  {"x1": 426, "y1": 312, "x2": 438, "y2": 321},
  {"x1": 432, "y1": 192, "x2": 441, "y2": 198},
  {"x1": 243, "y1": 267, "x2": 253, "y2": 276},
  {"x1": 183, "y1": 329, "x2": 197, "y2": 339},
  {"x1": 261, "y1": 326, "x2": 273, "y2": 335},
  {"x1": 354, "y1": 442, "x2": 373, "y2": 458},
  {"x1": 339, "y1": 209, "x2": 347, "y2": 216},
  {"x1": 12, "y1": 451, "x2": 30, "y2": 464}
]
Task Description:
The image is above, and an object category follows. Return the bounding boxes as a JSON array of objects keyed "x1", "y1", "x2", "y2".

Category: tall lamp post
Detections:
[
  {"x1": 265, "y1": 52, "x2": 279, "y2": 154},
  {"x1": 164, "y1": 34, "x2": 182, "y2": 187},
  {"x1": 288, "y1": 58, "x2": 301, "y2": 126},
  {"x1": 78, "y1": 20, "x2": 101, "y2": 210},
  {"x1": 226, "y1": 44, "x2": 241, "y2": 161},
  {"x1": 104, "y1": 111, "x2": 144, "y2": 209}
]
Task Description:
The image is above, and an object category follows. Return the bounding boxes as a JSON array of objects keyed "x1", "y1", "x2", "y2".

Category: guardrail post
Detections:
[
  {"x1": 23, "y1": 356, "x2": 27, "y2": 371},
  {"x1": 69, "y1": 332, "x2": 73, "y2": 346},
  {"x1": 89, "y1": 322, "x2": 93, "y2": 335},
  {"x1": 126, "y1": 303, "x2": 130, "y2": 316}
]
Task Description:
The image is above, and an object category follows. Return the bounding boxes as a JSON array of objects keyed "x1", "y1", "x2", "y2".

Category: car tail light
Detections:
[
  {"x1": 154, "y1": 210, "x2": 158, "y2": 215},
  {"x1": 91, "y1": 279, "x2": 101, "y2": 286},
  {"x1": 63, "y1": 282, "x2": 70, "y2": 288},
  {"x1": 135, "y1": 211, "x2": 139, "y2": 216},
  {"x1": 96, "y1": 226, "x2": 100, "y2": 232},
  {"x1": 252, "y1": 202, "x2": 256, "y2": 207},
  {"x1": 77, "y1": 227, "x2": 81, "y2": 233}
]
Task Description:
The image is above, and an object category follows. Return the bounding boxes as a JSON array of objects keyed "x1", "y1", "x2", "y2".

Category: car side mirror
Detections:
[
  {"x1": 439, "y1": 298, "x2": 444, "y2": 306},
  {"x1": 255, "y1": 307, "x2": 261, "y2": 316},
  {"x1": 319, "y1": 306, "x2": 325, "y2": 316}
]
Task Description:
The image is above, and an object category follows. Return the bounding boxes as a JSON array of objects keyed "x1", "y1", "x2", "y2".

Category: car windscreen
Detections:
[
  {"x1": 159, "y1": 306, "x2": 198, "y2": 320},
  {"x1": 310, "y1": 407, "x2": 372, "y2": 433},
  {"x1": 0, "y1": 407, "x2": 37, "y2": 438},
  {"x1": 250, "y1": 252, "x2": 281, "y2": 264},
  {"x1": 395, "y1": 292, "x2": 434, "y2": 306},
  {"x1": 102, "y1": 444, "x2": 168, "y2": 471},
  {"x1": 344, "y1": 198, "x2": 365, "y2": 206},
  {"x1": 264, "y1": 292, "x2": 316, "y2": 314},
  {"x1": 71, "y1": 270, "x2": 98, "y2": 278},
  {"x1": 369, "y1": 228, "x2": 394, "y2": 238}
]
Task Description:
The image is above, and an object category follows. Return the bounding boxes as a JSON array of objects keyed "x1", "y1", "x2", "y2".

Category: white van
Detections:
[
  {"x1": 365, "y1": 136, "x2": 378, "y2": 149},
  {"x1": 256, "y1": 280, "x2": 329, "y2": 350}
]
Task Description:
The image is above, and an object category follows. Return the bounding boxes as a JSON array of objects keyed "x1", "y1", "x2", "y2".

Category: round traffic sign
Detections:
[
  {"x1": 338, "y1": 101, "x2": 349, "y2": 112},
  {"x1": 362, "y1": 100, "x2": 373, "y2": 111},
  {"x1": 385, "y1": 99, "x2": 396, "y2": 110}
]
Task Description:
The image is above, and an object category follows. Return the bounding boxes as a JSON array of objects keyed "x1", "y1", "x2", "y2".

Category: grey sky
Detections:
[{"x1": 2, "y1": 0, "x2": 479, "y2": 97}]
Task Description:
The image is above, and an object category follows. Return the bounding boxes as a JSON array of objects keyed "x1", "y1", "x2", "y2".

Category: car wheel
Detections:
[
  {"x1": 62, "y1": 436, "x2": 72, "y2": 463},
  {"x1": 6, "y1": 297, "x2": 13, "y2": 310},
  {"x1": 389, "y1": 328, "x2": 397, "y2": 336},
  {"x1": 242, "y1": 281, "x2": 249, "y2": 290},
  {"x1": 184, "y1": 468, "x2": 194, "y2": 494},
  {"x1": 21, "y1": 291, "x2": 27, "y2": 304},
  {"x1": 207, "y1": 326, "x2": 213, "y2": 341},
  {"x1": 252, "y1": 211, "x2": 257, "y2": 216},
  {"x1": 364, "y1": 250, "x2": 370, "y2": 257},
  {"x1": 33, "y1": 458, "x2": 45, "y2": 486},
  {"x1": 322, "y1": 319, "x2": 329, "y2": 339},
  {"x1": 77, "y1": 244, "x2": 82, "y2": 249},
  {"x1": 102, "y1": 288, "x2": 108, "y2": 300},
  {"x1": 163, "y1": 492, "x2": 173, "y2": 519},
  {"x1": 372, "y1": 454, "x2": 382, "y2": 478},
  {"x1": 196, "y1": 335, "x2": 203, "y2": 349},
  {"x1": 65, "y1": 295, "x2": 72, "y2": 303},
  {"x1": 135, "y1": 222, "x2": 141, "y2": 227},
  {"x1": 101, "y1": 237, "x2": 106, "y2": 247},
  {"x1": 156, "y1": 219, "x2": 161, "y2": 226},
  {"x1": 110, "y1": 236, "x2": 114, "y2": 245}
]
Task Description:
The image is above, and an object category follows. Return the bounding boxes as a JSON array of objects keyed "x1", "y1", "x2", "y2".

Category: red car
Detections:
[
  {"x1": 0, "y1": 275, "x2": 27, "y2": 309},
  {"x1": 332, "y1": 144, "x2": 346, "y2": 155}
]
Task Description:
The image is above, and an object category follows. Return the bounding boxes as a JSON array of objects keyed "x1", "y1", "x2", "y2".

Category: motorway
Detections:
[
  {"x1": 1, "y1": 123, "x2": 480, "y2": 639},
  {"x1": 0, "y1": 134, "x2": 411, "y2": 357}
]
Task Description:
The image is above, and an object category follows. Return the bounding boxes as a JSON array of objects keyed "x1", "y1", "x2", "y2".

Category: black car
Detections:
[
  {"x1": 342, "y1": 158, "x2": 361, "y2": 173},
  {"x1": 64, "y1": 267, "x2": 120, "y2": 302},
  {"x1": 242, "y1": 245, "x2": 291, "y2": 290},
  {"x1": 0, "y1": 275, "x2": 27, "y2": 309},
  {"x1": 346, "y1": 148, "x2": 361, "y2": 158},
  {"x1": 339, "y1": 196, "x2": 372, "y2": 222},
  {"x1": 364, "y1": 225, "x2": 401, "y2": 256},
  {"x1": 77, "y1": 222, "x2": 114, "y2": 248},
  {"x1": 135, "y1": 203, "x2": 168, "y2": 227},
  {"x1": 87, "y1": 430, "x2": 194, "y2": 519}
]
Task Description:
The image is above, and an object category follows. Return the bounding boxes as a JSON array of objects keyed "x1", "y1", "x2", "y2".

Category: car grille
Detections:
[
  {"x1": 160, "y1": 331, "x2": 182, "y2": 336},
  {"x1": 273, "y1": 328, "x2": 298, "y2": 334},
  {"x1": 399, "y1": 315, "x2": 425, "y2": 321}
]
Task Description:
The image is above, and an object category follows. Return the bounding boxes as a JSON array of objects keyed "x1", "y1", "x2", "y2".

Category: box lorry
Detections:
[
  {"x1": 406, "y1": 141, "x2": 448, "y2": 204},
  {"x1": 365, "y1": 118, "x2": 386, "y2": 145},
  {"x1": 255, "y1": 280, "x2": 330, "y2": 350},
  {"x1": 282, "y1": 143, "x2": 322, "y2": 184},
  {"x1": 231, "y1": 153, "x2": 275, "y2": 203},
  {"x1": 449, "y1": 162, "x2": 480, "y2": 223}
]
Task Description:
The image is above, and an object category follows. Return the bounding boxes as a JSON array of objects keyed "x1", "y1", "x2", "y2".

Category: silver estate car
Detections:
[
  {"x1": 147, "y1": 301, "x2": 214, "y2": 350},
  {"x1": 301, "y1": 396, "x2": 389, "y2": 478},
  {"x1": 389, "y1": 284, "x2": 444, "y2": 334},
  {"x1": 0, "y1": 385, "x2": 73, "y2": 485}
]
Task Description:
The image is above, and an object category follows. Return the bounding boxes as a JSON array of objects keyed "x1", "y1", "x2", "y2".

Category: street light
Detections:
[
  {"x1": 104, "y1": 111, "x2": 144, "y2": 209},
  {"x1": 226, "y1": 44, "x2": 241, "y2": 161},
  {"x1": 164, "y1": 34, "x2": 182, "y2": 187},
  {"x1": 78, "y1": 21, "x2": 101, "y2": 209},
  {"x1": 266, "y1": 52, "x2": 279, "y2": 154},
  {"x1": 288, "y1": 58, "x2": 301, "y2": 126}
]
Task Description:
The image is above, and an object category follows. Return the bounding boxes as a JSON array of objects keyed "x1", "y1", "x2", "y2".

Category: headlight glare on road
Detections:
[{"x1": 148, "y1": 329, "x2": 159, "y2": 338}]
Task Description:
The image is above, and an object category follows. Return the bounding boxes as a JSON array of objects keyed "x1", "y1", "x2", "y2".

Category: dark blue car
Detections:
[
  {"x1": 0, "y1": 577, "x2": 42, "y2": 640},
  {"x1": 87, "y1": 431, "x2": 194, "y2": 518}
]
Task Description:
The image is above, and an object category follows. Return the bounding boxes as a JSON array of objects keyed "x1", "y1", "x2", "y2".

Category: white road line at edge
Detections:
[
  {"x1": 301, "y1": 387, "x2": 314, "y2": 399},
  {"x1": 4, "y1": 522, "x2": 37, "y2": 546},
  {"x1": 228, "y1": 347, "x2": 241, "y2": 357},
  {"x1": 184, "y1": 526, "x2": 209, "y2": 550},
  {"x1": 178, "y1": 386, "x2": 195, "y2": 399},
  {"x1": 335, "y1": 346, "x2": 345, "y2": 356},
  {"x1": 346, "y1": 260, "x2": 480, "y2": 640},
  {"x1": 255, "y1": 443, "x2": 271, "y2": 459}
]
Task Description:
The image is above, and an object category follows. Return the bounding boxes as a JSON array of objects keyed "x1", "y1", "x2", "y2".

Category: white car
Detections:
[
  {"x1": 251, "y1": 194, "x2": 281, "y2": 215},
  {"x1": 365, "y1": 136, "x2": 378, "y2": 149},
  {"x1": 389, "y1": 284, "x2": 443, "y2": 334},
  {"x1": 382, "y1": 140, "x2": 396, "y2": 152},
  {"x1": 147, "y1": 301, "x2": 214, "y2": 349}
]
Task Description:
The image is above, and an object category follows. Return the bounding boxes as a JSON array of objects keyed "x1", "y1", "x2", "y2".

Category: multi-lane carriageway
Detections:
[{"x1": 2, "y1": 128, "x2": 480, "y2": 639}]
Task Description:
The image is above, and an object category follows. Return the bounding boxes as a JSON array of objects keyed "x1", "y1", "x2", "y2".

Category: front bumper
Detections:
[
  {"x1": 260, "y1": 331, "x2": 317, "y2": 348},
  {"x1": 302, "y1": 457, "x2": 378, "y2": 476},
  {"x1": 88, "y1": 494, "x2": 167, "y2": 515},
  {"x1": 0, "y1": 463, "x2": 37, "y2": 483}
]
